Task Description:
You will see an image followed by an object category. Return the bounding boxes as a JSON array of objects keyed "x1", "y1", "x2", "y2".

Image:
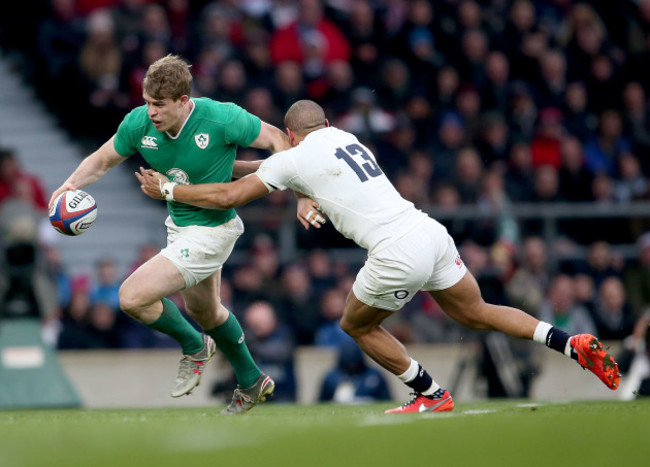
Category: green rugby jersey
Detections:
[{"x1": 114, "y1": 97, "x2": 261, "y2": 227}]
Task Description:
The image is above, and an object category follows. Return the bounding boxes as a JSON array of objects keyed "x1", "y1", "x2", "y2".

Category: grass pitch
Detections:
[{"x1": 1, "y1": 400, "x2": 648, "y2": 467}]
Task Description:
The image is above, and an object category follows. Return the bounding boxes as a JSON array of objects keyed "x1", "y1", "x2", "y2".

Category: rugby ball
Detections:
[{"x1": 49, "y1": 189, "x2": 98, "y2": 236}]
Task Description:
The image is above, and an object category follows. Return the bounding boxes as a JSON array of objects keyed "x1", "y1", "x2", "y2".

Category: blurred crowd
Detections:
[{"x1": 2, "y1": 0, "x2": 650, "y2": 399}]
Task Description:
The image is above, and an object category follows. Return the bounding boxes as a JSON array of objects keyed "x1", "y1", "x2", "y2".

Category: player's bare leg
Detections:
[
  {"x1": 339, "y1": 292, "x2": 409, "y2": 374},
  {"x1": 119, "y1": 254, "x2": 215, "y2": 397},
  {"x1": 119, "y1": 253, "x2": 186, "y2": 323},
  {"x1": 429, "y1": 271, "x2": 538, "y2": 339},
  {"x1": 340, "y1": 291, "x2": 454, "y2": 413},
  {"x1": 430, "y1": 271, "x2": 619, "y2": 389}
]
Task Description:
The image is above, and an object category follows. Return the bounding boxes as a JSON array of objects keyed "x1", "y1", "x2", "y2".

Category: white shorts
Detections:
[
  {"x1": 160, "y1": 215, "x2": 244, "y2": 288},
  {"x1": 352, "y1": 217, "x2": 467, "y2": 311}
]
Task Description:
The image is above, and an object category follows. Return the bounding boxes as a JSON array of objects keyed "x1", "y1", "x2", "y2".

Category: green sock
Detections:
[
  {"x1": 206, "y1": 311, "x2": 261, "y2": 388},
  {"x1": 147, "y1": 298, "x2": 204, "y2": 354}
]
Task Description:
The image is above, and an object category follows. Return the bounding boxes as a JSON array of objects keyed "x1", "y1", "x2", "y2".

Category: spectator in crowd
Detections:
[
  {"x1": 452, "y1": 146, "x2": 483, "y2": 204},
  {"x1": 337, "y1": 87, "x2": 397, "y2": 143},
  {"x1": 479, "y1": 51, "x2": 512, "y2": 115},
  {"x1": 242, "y1": 301, "x2": 296, "y2": 402},
  {"x1": 306, "y1": 249, "x2": 337, "y2": 299},
  {"x1": 429, "y1": 111, "x2": 466, "y2": 182},
  {"x1": 621, "y1": 81, "x2": 650, "y2": 157},
  {"x1": 0, "y1": 162, "x2": 57, "y2": 320},
  {"x1": 278, "y1": 263, "x2": 319, "y2": 345},
  {"x1": 269, "y1": 0, "x2": 350, "y2": 66},
  {"x1": 506, "y1": 237, "x2": 551, "y2": 317},
  {"x1": 318, "y1": 338, "x2": 391, "y2": 404},
  {"x1": 590, "y1": 276, "x2": 636, "y2": 340},
  {"x1": 504, "y1": 141, "x2": 535, "y2": 202},
  {"x1": 508, "y1": 80, "x2": 538, "y2": 142},
  {"x1": 530, "y1": 107, "x2": 565, "y2": 169},
  {"x1": 536, "y1": 49, "x2": 567, "y2": 110},
  {"x1": 36, "y1": 0, "x2": 85, "y2": 120},
  {"x1": 578, "y1": 241, "x2": 623, "y2": 288},
  {"x1": 78, "y1": 8, "x2": 128, "y2": 124},
  {"x1": 314, "y1": 288, "x2": 349, "y2": 348},
  {"x1": 89, "y1": 258, "x2": 121, "y2": 311},
  {"x1": 558, "y1": 136, "x2": 594, "y2": 202},
  {"x1": 561, "y1": 80, "x2": 597, "y2": 143},
  {"x1": 574, "y1": 273, "x2": 597, "y2": 311},
  {"x1": 584, "y1": 110, "x2": 631, "y2": 176},
  {"x1": 624, "y1": 232, "x2": 650, "y2": 317},
  {"x1": 345, "y1": 0, "x2": 384, "y2": 88},
  {"x1": 431, "y1": 66, "x2": 460, "y2": 117},
  {"x1": 538, "y1": 274, "x2": 597, "y2": 336},
  {"x1": 57, "y1": 277, "x2": 94, "y2": 349},
  {"x1": 614, "y1": 153, "x2": 648, "y2": 203},
  {"x1": 0, "y1": 148, "x2": 48, "y2": 212},
  {"x1": 475, "y1": 111, "x2": 511, "y2": 169}
]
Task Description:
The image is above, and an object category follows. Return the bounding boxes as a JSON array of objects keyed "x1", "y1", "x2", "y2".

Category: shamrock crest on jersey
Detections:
[
  {"x1": 194, "y1": 133, "x2": 209, "y2": 149},
  {"x1": 167, "y1": 168, "x2": 190, "y2": 185}
]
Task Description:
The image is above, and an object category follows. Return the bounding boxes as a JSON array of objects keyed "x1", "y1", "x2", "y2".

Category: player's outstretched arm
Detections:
[
  {"x1": 232, "y1": 160, "x2": 264, "y2": 179},
  {"x1": 48, "y1": 136, "x2": 126, "y2": 208},
  {"x1": 136, "y1": 167, "x2": 269, "y2": 209}
]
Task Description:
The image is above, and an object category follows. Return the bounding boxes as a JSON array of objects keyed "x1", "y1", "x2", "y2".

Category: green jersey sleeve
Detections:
[
  {"x1": 113, "y1": 108, "x2": 146, "y2": 157},
  {"x1": 223, "y1": 103, "x2": 262, "y2": 148}
]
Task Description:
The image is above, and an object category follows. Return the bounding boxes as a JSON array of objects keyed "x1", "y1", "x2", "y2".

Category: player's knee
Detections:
[
  {"x1": 339, "y1": 317, "x2": 355, "y2": 336},
  {"x1": 118, "y1": 284, "x2": 144, "y2": 317},
  {"x1": 340, "y1": 317, "x2": 365, "y2": 340}
]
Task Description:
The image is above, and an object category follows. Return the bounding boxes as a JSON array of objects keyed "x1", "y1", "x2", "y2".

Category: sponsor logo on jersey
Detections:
[
  {"x1": 194, "y1": 133, "x2": 209, "y2": 149},
  {"x1": 455, "y1": 254, "x2": 463, "y2": 267},
  {"x1": 166, "y1": 168, "x2": 190, "y2": 185},
  {"x1": 141, "y1": 136, "x2": 158, "y2": 149}
]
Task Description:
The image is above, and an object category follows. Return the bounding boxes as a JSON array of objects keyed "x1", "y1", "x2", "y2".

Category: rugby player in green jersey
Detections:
[{"x1": 48, "y1": 55, "x2": 309, "y2": 414}]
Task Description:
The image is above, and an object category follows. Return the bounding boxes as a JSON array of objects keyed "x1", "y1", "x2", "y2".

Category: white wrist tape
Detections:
[{"x1": 160, "y1": 181, "x2": 177, "y2": 202}]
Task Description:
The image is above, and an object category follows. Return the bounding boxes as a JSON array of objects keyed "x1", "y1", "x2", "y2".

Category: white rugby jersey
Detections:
[{"x1": 256, "y1": 126, "x2": 428, "y2": 252}]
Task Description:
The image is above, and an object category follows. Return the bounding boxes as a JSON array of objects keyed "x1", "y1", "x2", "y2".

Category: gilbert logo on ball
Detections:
[{"x1": 49, "y1": 189, "x2": 98, "y2": 236}]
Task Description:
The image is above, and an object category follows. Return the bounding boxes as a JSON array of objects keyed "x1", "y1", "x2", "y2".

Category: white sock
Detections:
[
  {"x1": 397, "y1": 358, "x2": 419, "y2": 382},
  {"x1": 533, "y1": 321, "x2": 574, "y2": 358},
  {"x1": 397, "y1": 358, "x2": 441, "y2": 396},
  {"x1": 533, "y1": 321, "x2": 553, "y2": 345},
  {"x1": 421, "y1": 382, "x2": 441, "y2": 396}
]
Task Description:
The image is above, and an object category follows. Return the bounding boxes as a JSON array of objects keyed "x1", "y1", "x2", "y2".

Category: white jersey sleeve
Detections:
[
  {"x1": 255, "y1": 127, "x2": 428, "y2": 252},
  {"x1": 255, "y1": 151, "x2": 296, "y2": 192}
]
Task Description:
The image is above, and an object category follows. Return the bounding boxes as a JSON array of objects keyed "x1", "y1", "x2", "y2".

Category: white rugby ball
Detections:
[{"x1": 49, "y1": 189, "x2": 98, "y2": 236}]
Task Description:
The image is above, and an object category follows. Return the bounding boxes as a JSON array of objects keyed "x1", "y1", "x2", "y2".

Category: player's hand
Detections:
[
  {"x1": 135, "y1": 167, "x2": 168, "y2": 200},
  {"x1": 297, "y1": 196, "x2": 326, "y2": 230},
  {"x1": 48, "y1": 184, "x2": 77, "y2": 209}
]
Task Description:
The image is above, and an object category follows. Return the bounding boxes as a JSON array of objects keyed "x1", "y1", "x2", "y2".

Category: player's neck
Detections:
[{"x1": 168, "y1": 100, "x2": 194, "y2": 137}]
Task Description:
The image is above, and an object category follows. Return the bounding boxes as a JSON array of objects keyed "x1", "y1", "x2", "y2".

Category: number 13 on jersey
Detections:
[{"x1": 335, "y1": 144, "x2": 383, "y2": 182}]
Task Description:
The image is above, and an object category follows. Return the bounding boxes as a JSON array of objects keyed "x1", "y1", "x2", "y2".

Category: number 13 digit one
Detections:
[{"x1": 335, "y1": 144, "x2": 383, "y2": 182}]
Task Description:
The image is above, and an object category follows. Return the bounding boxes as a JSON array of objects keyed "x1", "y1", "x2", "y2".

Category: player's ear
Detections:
[
  {"x1": 287, "y1": 128, "x2": 296, "y2": 146},
  {"x1": 325, "y1": 119, "x2": 330, "y2": 127}
]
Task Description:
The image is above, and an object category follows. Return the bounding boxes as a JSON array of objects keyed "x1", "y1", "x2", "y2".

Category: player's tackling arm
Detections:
[
  {"x1": 136, "y1": 167, "x2": 269, "y2": 209},
  {"x1": 48, "y1": 136, "x2": 126, "y2": 207}
]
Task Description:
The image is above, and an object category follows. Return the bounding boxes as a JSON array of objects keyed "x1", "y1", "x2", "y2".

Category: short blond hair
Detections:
[{"x1": 142, "y1": 54, "x2": 192, "y2": 100}]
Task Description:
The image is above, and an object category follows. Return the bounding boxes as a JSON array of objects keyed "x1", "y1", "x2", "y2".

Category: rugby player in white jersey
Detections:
[{"x1": 137, "y1": 100, "x2": 620, "y2": 413}]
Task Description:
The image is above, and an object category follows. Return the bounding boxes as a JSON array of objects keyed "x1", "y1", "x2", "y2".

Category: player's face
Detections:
[{"x1": 143, "y1": 92, "x2": 190, "y2": 135}]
